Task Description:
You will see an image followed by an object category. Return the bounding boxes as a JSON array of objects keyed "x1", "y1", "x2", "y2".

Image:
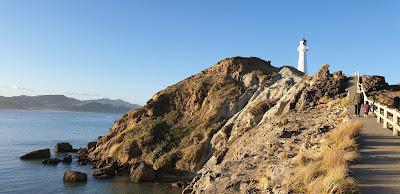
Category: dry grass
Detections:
[
  {"x1": 319, "y1": 96, "x2": 350, "y2": 109},
  {"x1": 284, "y1": 120, "x2": 362, "y2": 194},
  {"x1": 326, "y1": 97, "x2": 350, "y2": 108}
]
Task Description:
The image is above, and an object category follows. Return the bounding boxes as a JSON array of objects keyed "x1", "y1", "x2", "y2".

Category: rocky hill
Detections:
[
  {"x1": 87, "y1": 56, "x2": 355, "y2": 193},
  {"x1": 0, "y1": 95, "x2": 140, "y2": 113},
  {"x1": 89, "y1": 57, "x2": 279, "y2": 173},
  {"x1": 361, "y1": 76, "x2": 400, "y2": 110}
]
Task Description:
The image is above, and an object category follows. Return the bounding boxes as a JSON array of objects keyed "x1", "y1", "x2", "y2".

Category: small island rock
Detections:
[
  {"x1": 63, "y1": 170, "x2": 87, "y2": 183},
  {"x1": 20, "y1": 149, "x2": 50, "y2": 160},
  {"x1": 55, "y1": 143, "x2": 73, "y2": 153}
]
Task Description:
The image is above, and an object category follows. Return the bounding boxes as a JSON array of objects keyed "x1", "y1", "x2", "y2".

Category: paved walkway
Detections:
[
  {"x1": 349, "y1": 77, "x2": 400, "y2": 194},
  {"x1": 351, "y1": 116, "x2": 400, "y2": 193}
]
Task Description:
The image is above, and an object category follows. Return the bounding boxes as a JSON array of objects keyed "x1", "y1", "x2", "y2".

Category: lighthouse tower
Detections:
[{"x1": 297, "y1": 38, "x2": 309, "y2": 74}]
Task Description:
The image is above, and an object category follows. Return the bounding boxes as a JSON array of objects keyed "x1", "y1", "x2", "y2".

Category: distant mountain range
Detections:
[{"x1": 0, "y1": 95, "x2": 140, "y2": 113}]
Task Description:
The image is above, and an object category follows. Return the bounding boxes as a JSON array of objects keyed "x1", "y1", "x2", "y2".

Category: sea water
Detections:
[{"x1": 0, "y1": 110, "x2": 181, "y2": 194}]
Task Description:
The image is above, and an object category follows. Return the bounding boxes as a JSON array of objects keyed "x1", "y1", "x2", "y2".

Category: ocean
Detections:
[{"x1": 0, "y1": 109, "x2": 181, "y2": 194}]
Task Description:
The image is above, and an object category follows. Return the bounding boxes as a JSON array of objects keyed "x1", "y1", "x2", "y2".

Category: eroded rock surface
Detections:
[
  {"x1": 86, "y1": 56, "x2": 350, "y2": 193},
  {"x1": 89, "y1": 57, "x2": 280, "y2": 179},
  {"x1": 184, "y1": 64, "x2": 349, "y2": 193}
]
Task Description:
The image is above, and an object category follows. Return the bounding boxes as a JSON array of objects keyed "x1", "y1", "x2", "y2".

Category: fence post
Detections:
[
  {"x1": 394, "y1": 114, "x2": 399, "y2": 136},
  {"x1": 383, "y1": 108, "x2": 388, "y2": 129}
]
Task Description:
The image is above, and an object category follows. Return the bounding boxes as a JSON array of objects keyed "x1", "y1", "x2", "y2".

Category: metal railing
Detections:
[{"x1": 357, "y1": 78, "x2": 400, "y2": 136}]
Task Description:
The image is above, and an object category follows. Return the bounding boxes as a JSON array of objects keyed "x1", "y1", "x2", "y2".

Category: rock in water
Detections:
[
  {"x1": 77, "y1": 148, "x2": 90, "y2": 165},
  {"x1": 130, "y1": 162, "x2": 155, "y2": 182},
  {"x1": 55, "y1": 143, "x2": 73, "y2": 153},
  {"x1": 62, "y1": 154, "x2": 72, "y2": 163},
  {"x1": 93, "y1": 162, "x2": 117, "y2": 179},
  {"x1": 20, "y1": 149, "x2": 50, "y2": 160},
  {"x1": 63, "y1": 170, "x2": 87, "y2": 183},
  {"x1": 42, "y1": 158, "x2": 61, "y2": 165},
  {"x1": 87, "y1": 141, "x2": 97, "y2": 150}
]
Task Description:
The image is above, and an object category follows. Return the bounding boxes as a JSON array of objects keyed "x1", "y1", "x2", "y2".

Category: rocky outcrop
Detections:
[
  {"x1": 89, "y1": 57, "x2": 280, "y2": 179},
  {"x1": 55, "y1": 143, "x2": 73, "y2": 153},
  {"x1": 20, "y1": 149, "x2": 50, "y2": 160},
  {"x1": 130, "y1": 162, "x2": 156, "y2": 182},
  {"x1": 360, "y1": 75, "x2": 400, "y2": 110},
  {"x1": 209, "y1": 67, "x2": 303, "y2": 161},
  {"x1": 184, "y1": 64, "x2": 349, "y2": 193},
  {"x1": 87, "y1": 141, "x2": 97, "y2": 151},
  {"x1": 86, "y1": 55, "x2": 350, "y2": 193},
  {"x1": 77, "y1": 148, "x2": 90, "y2": 165},
  {"x1": 63, "y1": 170, "x2": 87, "y2": 183},
  {"x1": 361, "y1": 75, "x2": 389, "y2": 93},
  {"x1": 93, "y1": 161, "x2": 117, "y2": 179}
]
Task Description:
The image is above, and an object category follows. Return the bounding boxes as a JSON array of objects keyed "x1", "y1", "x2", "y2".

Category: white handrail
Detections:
[{"x1": 357, "y1": 79, "x2": 400, "y2": 136}]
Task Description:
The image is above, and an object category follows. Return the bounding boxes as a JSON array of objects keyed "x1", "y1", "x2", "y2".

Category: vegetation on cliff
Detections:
[{"x1": 89, "y1": 57, "x2": 279, "y2": 176}]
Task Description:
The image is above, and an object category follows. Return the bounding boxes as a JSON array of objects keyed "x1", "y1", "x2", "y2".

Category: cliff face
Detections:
[
  {"x1": 89, "y1": 57, "x2": 280, "y2": 174},
  {"x1": 185, "y1": 64, "x2": 349, "y2": 193},
  {"x1": 88, "y1": 57, "x2": 350, "y2": 193}
]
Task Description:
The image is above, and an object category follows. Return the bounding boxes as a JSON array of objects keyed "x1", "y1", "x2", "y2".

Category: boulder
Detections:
[
  {"x1": 93, "y1": 162, "x2": 117, "y2": 179},
  {"x1": 129, "y1": 162, "x2": 155, "y2": 182},
  {"x1": 87, "y1": 141, "x2": 97, "y2": 150},
  {"x1": 77, "y1": 148, "x2": 90, "y2": 165},
  {"x1": 20, "y1": 149, "x2": 50, "y2": 160},
  {"x1": 63, "y1": 170, "x2": 87, "y2": 183},
  {"x1": 55, "y1": 143, "x2": 73, "y2": 153},
  {"x1": 62, "y1": 154, "x2": 72, "y2": 163},
  {"x1": 42, "y1": 158, "x2": 61, "y2": 165},
  {"x1": 77, "y1": 148, "x2": 88, "y2": 158}
]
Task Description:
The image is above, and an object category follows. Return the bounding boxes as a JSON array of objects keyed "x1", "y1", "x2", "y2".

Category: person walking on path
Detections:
[
  {"x1": 353, "y1": 92, "x2": 364, "y2": 117},
  {"x1": 363, "y1": 101, "x2": 370, "y2": 117}
]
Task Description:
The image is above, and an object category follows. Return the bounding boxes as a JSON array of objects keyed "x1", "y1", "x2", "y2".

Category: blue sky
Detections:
[{"x1": 0, "y1": 1, "x2": 398, "y2": 105}]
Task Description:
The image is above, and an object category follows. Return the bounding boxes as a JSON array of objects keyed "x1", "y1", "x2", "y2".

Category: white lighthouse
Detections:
[{"x1": 297, "y1": 38, "x2": 309, "y2": 74}]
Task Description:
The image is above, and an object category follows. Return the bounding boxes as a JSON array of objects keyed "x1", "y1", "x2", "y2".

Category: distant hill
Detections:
[{"x1": 0, "y1": 95, "x2": 140, "y2": 113}]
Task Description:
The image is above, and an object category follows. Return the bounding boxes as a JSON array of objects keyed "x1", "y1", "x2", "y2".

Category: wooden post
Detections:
[
  {"x1": 394, "y1": 114, "x2": 399, "y2": 136},
  {"x1": 383, "y1": 108, "x2": 388, "y2": 129}
]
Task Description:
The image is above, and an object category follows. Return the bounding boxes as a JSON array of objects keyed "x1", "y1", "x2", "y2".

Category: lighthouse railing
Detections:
[{"x1": 357, "y1": 80, "x2": 400, "y2": 136}]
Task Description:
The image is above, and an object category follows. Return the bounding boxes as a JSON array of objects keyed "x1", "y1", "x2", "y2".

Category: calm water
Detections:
[{"x1": 0, "y1": 110, "x2": 181, "y2": 194}]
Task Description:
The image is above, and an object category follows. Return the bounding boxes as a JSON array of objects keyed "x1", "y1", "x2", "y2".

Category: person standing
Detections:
[
  {"x1": 353, "y1": 92, "x2": 363, "y2": 117},
  {"x1": 364, "y1": 101, "x2": 370, "y2": 117}
]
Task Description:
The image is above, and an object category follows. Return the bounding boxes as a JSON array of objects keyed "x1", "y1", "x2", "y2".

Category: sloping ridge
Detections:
[
  {"x1": 88, "y1": 57, "x2": 349, "y2": 193},
  {"x1": 89, "y1": 57, "x2": 281, "y2": 175}
]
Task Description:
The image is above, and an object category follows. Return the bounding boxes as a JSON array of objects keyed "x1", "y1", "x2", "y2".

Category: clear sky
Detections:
[{"x1": 0, "y1": 1, "x2": 398, "y2": 105}]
